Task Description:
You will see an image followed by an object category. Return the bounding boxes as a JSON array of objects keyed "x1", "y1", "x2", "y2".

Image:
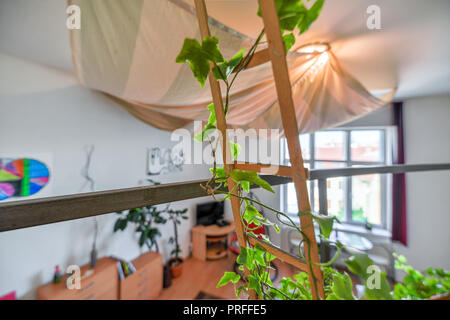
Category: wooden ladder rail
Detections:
[
  {"x1": 193, "y1": 0, "x2": 257, "y2": 299},
  {"x1": 258, "y1": 0, "x2": 324, "y2": 299},
  {"x1": 193, "y1": 0, "x2": 324, "y2": 299}
]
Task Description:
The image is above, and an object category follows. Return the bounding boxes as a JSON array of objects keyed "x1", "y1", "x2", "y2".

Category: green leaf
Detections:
[
  {"x1": 176, "y1": 37, "x2": 224, "y2": 87},
  {"x1": 206, "y1": 103, "x2": 216, "y2": 126},
  {"x1": 311, "y1": 213, "x2": 336, "y2": 239},
  {"x1": 113, "y1": 218, "x2": 127, "y2": 232},
  {"x1": 344, "y1": 254, "x2": 374, "y2": 280},
  {"x1": 241, "y1": 181, "x2": 250, "y2": 192},
  {"x1": 345, "y1": 254, "x2": 393, "y2": 300},
  {"x1": 230, "y1": 141, "x2": 241, "y2": 160},
  {"x1": 297, "y1": 0, "x2": 325, "y2": 34},
  {"x1": 217, "y1": 271, "x2": 240, "y2": 288},
  {"x1": 331, "y1": 273, "x2": 356, "y2": 300},
  {"x1": 236, "y1": 246, "x2": 247, "y2": 265},
  {"x1": 212, "y1": 49, "x2": 246, "y2": 80},
  {"x1": 282, "y1": 33, "x2": 296, "y2": 51},
  {"x1": 236, "y1": 285, "x2": 246, "y2": 299},
  {"x1": 248, "y1": 274, "x2": 263, "y2": 297},
  {"x1": 273, "y1": 223, "x2": 281, "y2": 234},
  {"x1": 276, "y1": 0, "x2": 308, "y2": 31},
  {"x1": 243, "y1": 205, "x2": 262, "y2": 223},
  {"x1": 364, "y1": 270, "x2": 393, "y2": 300},
  {"x1": 229, "y1": 169, "x2": 275, "y2": 193},
  {"x1": 265, "y1": 252, "x2": 276, "y2": 262},
  {"x1": 194, "y1": 123, "x2": 216, "y2": 142},
  {"x1": 139, "y1": 229, "x2": 148, "y2": 247},
  {"x1": 258, "y1": 0, "x2": 325, "y2": 34}
]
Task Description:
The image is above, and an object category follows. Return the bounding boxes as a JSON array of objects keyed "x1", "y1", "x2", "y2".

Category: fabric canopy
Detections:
[{"x1": 69, "y1": 0, "x2": 393, "y2": 133}]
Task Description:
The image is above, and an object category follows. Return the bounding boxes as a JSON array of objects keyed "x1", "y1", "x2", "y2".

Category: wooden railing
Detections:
[{"x1": 0, "y1": 163, "x2": 449, "y2": 232}]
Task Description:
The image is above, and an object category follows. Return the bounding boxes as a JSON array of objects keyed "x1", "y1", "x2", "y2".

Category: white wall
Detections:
[
  {"x1": 0, "y1": 54, "x2": 218, "y2": 299},
  {"x1": 393, "y1": 95, "x2": 450, "y2": 272}
]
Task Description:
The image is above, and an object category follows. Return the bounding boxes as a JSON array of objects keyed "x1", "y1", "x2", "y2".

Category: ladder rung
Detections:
[
  {"x1": 248, "y1": 236, "x2": 309, "y2": 272},
  {"x1": 233, "y1": 162, "x2": 308, "y2": 179},
  {"x1": 233, "y1": 48, "x2": 270, "y2": 72}
]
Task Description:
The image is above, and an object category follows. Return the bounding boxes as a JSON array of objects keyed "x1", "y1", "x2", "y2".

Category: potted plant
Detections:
[
  {"x1": 113, "y1": 205, "x2": 167, "y2": 252},
  {"x1": 166, "y1": 208, "x2": 189, "y2": 278}
]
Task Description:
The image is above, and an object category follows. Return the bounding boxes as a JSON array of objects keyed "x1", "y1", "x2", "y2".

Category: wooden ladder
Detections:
[{"x1": 194, "y1": 0, "x2": 324, "y2": 299}]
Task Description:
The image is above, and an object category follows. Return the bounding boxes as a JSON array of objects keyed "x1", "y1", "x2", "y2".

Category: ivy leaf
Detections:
[
  {"x1": 241, "y1": 181, "x2": 250, "y2": 192},
  {"x1": 176, "y1": 37, "x2": 224, "y2": 87},
  {"x1": 297, "y1": 0, "x2": 325, "y2": 34},
  {"x1": 260, "y1": 0, "x2": 308, "y2": 31},
  {"x1": 210, "y1": 166, "x2": 227, "y2": 179},
  {"x1": 230, "y1": 141, "x2": 242, "y2": 159},
  {"x1": 236, "y1": 246, "x2": 248, "y2": 265},
  {"x1": 282, "y1": 33, "x2": 296, "y2": 51},
  {"x1": 253, "y1": 247, "x2": 267, "y2": 267},
  {"x1": 236, "y1": 285, "x2": 246, "y2": 299},
  {"x1": 258, "y1": 0, "x2": 325, "y2": 34},
  {"x1": 244, "y1": 205, "x2": 262, "y2": 223},
  {"x1": 265, "y1": 252, "x2": 277, "y2": 262},
  {"x1": 212, "y1": 49, "x2": 246, "y2": 80},
  {"x1": 248, "y1": 275, "x2": 263, "y2": 297},
  {"x1": 217, "y1": 271, "x2": 240, "y2": 288},
  {"x1": 206, "y1": 103, "x2": 216, "y2": 125},
  {"x1": 229, "y1": 169, "x2": 275, "y2": 193},
  {"x1": 194, "y1": 103, "x2": 217, "y2": 142}
]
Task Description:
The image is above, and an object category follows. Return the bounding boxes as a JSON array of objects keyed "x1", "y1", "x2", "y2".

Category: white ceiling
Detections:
[{"x1": 1, "y1": 0, "x2": 449, "y2": 100}]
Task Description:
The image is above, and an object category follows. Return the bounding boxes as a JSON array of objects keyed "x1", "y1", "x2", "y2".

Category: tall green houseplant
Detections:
[{"x1": 114, "y1": 205, "x2": 167, "y2": 252}]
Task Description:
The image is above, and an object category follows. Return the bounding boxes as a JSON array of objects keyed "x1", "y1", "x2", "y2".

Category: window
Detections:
[{"x1": 281, "y1": 128, "x2": 392, "y2": 228}]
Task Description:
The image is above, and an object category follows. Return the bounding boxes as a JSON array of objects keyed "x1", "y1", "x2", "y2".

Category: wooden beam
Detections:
[
  {"x1": 309, "y1": 163, "x2": 450, "y2": 180},
  {"x1": 0, "y1": 175, "x2": 290, "y2": 232},
  {"x1": 248, "y1": 236, "x2": 309, "y2": 272},
  {"x1": 258, "y1": 0, "x2": 324, "y2": 299}
]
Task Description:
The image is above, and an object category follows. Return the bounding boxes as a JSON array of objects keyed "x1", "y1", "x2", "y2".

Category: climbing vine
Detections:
[{"x1": 175, "y1": 0, "x2": 446, "y2": 300}]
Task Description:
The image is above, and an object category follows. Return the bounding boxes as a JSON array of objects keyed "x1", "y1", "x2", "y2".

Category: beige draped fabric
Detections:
[{"x1": 69, "y1": 0, "x2": 393, "y2": 133}]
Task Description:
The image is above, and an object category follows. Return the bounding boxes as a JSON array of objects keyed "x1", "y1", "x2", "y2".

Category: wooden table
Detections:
[{"x1": 191, "y1": 222, "x2": 235, "y2": 261}]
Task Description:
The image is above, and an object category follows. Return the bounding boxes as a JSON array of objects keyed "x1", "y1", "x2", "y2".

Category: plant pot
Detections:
[{"x1": 168, "y1": 258, "x2": 183, "y2": 278}]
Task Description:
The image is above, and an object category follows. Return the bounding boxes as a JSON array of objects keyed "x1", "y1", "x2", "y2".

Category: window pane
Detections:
[
  {"x1": 284, "y1": 134, "x2": 310, "y2": 161},
  {"x1": 314, "y1": 162, "x2": 345, "y2": 220},
  {"x1": 286, "y1": 163, "x2": 311, "y2": 213},
  {"x1": 300, "y1": 134, "x2": 310, "y2": 160},
  {"x1": 314, "y1": 131, "x2": 345, "y2": 161},
  {"x1": 351, "y1": 130, "x2": 382, "y2": 162},
  {"x1": 352, "y1": 173, "x2": 382, "y2": 225}
]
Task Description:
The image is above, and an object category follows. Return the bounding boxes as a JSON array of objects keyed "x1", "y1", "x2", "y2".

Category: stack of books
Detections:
[{"x1": 110, "y1": 256, "x2": 136, "y2": 280}]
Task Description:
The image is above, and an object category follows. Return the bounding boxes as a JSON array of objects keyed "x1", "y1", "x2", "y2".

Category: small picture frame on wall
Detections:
[{"x1": 147, "y1": 145, "x2": 185, "y2": 176}]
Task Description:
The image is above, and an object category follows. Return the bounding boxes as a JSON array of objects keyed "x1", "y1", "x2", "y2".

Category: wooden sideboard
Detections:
[
  {"x1": 192, "y1": 222, "x2": 235, "y2": 261},
  {"x1": 37, "y1": 252, "x2": 163, "y2": 300},
  {"x1": 37, "y1": 257, "x2": 118, "y2": 300},
  {"x1": 120, "y1": 252, "x2": 163, "y2": 300}
]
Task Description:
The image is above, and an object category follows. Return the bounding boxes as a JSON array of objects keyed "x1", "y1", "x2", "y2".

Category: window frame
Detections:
[{"x1": 281, "y1": 127, "x2": 393, "y2": 230}]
